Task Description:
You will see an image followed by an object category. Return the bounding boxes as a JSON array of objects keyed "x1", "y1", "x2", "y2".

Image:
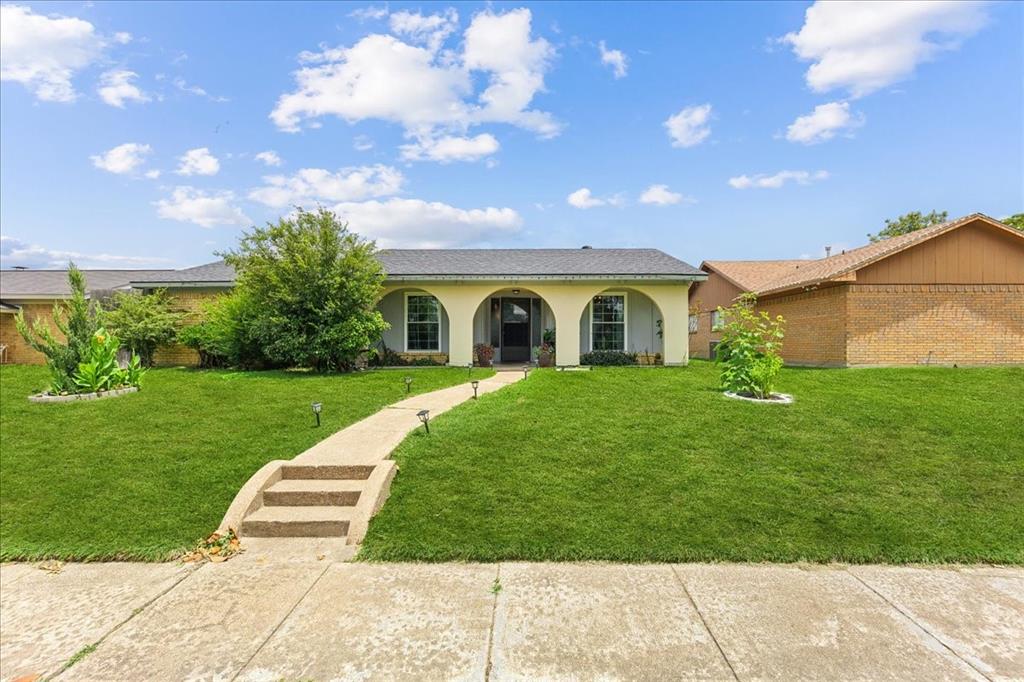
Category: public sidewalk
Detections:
[{"x1": 2, "y1": 544, "x2": 1021, "y2": 681}]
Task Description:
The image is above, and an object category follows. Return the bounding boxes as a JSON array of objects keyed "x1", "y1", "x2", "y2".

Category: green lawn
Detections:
[
  {"x1": 0, "y1": 365, "x2": 488, "y2": 561},
  {"x1": 361, "y1": 362, "x2": 1024, "y2": 564}
]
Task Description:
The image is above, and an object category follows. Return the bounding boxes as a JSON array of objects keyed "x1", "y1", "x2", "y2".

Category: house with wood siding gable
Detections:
[{"x1": 689, "y1": 213, "x2": 1024, "y2": 366}]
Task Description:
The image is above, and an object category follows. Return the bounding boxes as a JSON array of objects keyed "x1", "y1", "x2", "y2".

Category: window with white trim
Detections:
[
  {"x1": 688, "y1": 314, "x2": 698, "y2": 333},
  {"x1": 406, "y1": 294, "x2": 440, "y2": 351},
  {"x1": 591, "y1": 294, "x2": 626, "y2": 351},
  {"x1": 710, "y1": 310, "x2": 723, "y2": 331}
]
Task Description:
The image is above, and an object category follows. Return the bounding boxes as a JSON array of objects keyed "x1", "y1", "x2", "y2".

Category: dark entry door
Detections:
[{"x1": 501, "y1": 298, "x2": 531, "y2": 362}]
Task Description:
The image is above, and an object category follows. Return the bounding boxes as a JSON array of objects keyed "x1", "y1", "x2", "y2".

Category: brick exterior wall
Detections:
[
  {"x1": 846, "y1": 284, "x2": 1024, "y2": 366},
  {"x1": 0, "y1": 303, "x2": 58, "y2": 365},
  {"x1": 151, "y1": 288, "x2": 224, "y2": 367},
  {"x1": 756, "y1": 286, "x2": 848, "y2": 367},
  {"x1": 688, "y1": 312, "x2": 721, "y2": 360}
]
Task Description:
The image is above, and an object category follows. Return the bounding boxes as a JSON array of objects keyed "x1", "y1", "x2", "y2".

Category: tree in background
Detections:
[
  {"x1": 101, "y1": 289, "x2": 185, "y2": 366},
  {"x1": 868, "y1": 210, "x2": 948, "y2": 242},
  {"x1": 219, "y1": 208, "x2": 388, "y2": 371},
  {"x1": 1002, "y1": 213, "x2": 1024, "y2": 231},
  {"x1": 177, "y1": 291, "x2": 264, "y2": 369},
  {"x1": 14, "y1": 264, "x2": 101, "y2": 393}
]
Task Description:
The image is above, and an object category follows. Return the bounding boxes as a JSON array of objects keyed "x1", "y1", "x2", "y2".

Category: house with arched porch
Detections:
[{"x1": 92, "y1": 247, "x2": 705, "y2": 368}]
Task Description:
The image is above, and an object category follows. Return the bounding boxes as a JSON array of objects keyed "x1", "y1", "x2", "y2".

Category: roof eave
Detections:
[
  {"x1": 382, "y1": 273, "x2": 706, "y2": 282},
  {"x1": 128, "y1": 280, "x2": 235, "y2": 288}
]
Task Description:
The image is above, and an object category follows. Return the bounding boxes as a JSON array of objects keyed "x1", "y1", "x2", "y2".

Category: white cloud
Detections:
[
  {"x1": 0, "y1": 4, "x2": 106, "y2": 102},
  {"x1": 175, "y1": 147, "x2": 220, "y2": 176},
  {"x1": 728, "y1": 170, "x2": 830, "y2": 190},
  {"x1": 639, "y1": 184, "x2": 692, "y2": 206},
  {"x1": 154, "y1": 187, "x2": 251, "y2": 228},
  {"x1": 566, "y1": 187, "x2": 624, "y2": 209},
  {"x1": 97, "y1": 69, "x2": 150, "y2": 108},
  {"x1": 271, "y1": 8, "x2": 559, "y2": 158},
  {"x1": 782, "y1": 1, "x2": 988, "y2": 98},
  {"x1": 90, "y1": 143, "x2": 152, "y2": 175},
  {"x1": 665, "y1": 103, "x2": 712, "y2": 148},
  {"x1": 400, "y1": 133, "x2": 499, "y2": 163},
  {"x1": 144, "y1": 169, "x2": 161, "y2": 179},
  {"x1": 349, "y1": 5, "x2": 389, "y2": 21},
  {"x1": 248, "y1": 165, "x2": 404, "y2": 208},
  {"x1": 389, "y1": 8, "x2": 458, "y2": 53},
  {"x1": 598, "y1": 41, "x2": 628, "y2": 78},
  {"x1": 113, "y1": 31, "x2": 133, "y2": 45},
  {"x1": 254, "y1": 150, "x2": 282, "y2": 167},
  {"x1": 354, "y1": 135, "x2": 374, "y2": 151},
  {"x1": 329, "y1": 198, "x2": 521, "y2": 248},
  {"x1": 172, "y1": 77, "x2": 228, "y2": 102},
  {"x1": 785, "y1": 101, "x2": 864, "y2": 144},
  {"x1": 0, "y1": 235, "x2": 171, "y2": 269}
]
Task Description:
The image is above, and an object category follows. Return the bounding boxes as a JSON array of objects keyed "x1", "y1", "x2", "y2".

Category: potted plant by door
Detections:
[
  {"x1": 534, "y1": 342, "x2": 555, "y2": 367},
  {"x1": 474, "y1": 343, "x2": 495, "y2": 368}
]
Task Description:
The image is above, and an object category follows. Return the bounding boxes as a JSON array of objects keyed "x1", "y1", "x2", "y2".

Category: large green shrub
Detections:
[
  {"x1": 580, "y1": 350, "x2": 638, "y2": 366},
  {"x1": 220, "y1": 208, "x2": 388, "y2": 372},
  {"x1": 14, "y1": 264, "x2": 100, "y2": 393},
  {"x1": 714, "y1": 293, "x2": 786, "y2": 399},
  {"x1": 101, "y1": 289, "x2": 185, "y2": 366},
  {"x1": 177, "y1": 291, "x2": 265, "y2": 369},
  {"x1": 71, "y1": 328, "x2": 146, "y2": 393}
]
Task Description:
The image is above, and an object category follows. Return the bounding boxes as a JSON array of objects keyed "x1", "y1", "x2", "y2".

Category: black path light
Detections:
[
  {"x1": 311, "y1": 402, "x2": 322, "y2": 427},
  {"x1": 467, "y1": 362, "x2": 473, "y2": 377},
  {"x1": 471, "y1": 380, "x2": 479, "y2": 399},
  {"x1": 417, "y1": 409, "x2": 430, "y2": 434},
  {"x1": 523, "y1": 364, "x2": 530, "y2": 379},
  {"x1": 404, "y1": 376, "x2": 413, "y2": 393}
]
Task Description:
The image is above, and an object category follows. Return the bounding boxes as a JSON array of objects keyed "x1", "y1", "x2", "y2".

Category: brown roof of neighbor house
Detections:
[
  {"x1": 0, "y1": 269, "x2": 174, "y2": 298},
  {"x1": 704, "y1": 213, "x2": 1022, "y2": 297}
]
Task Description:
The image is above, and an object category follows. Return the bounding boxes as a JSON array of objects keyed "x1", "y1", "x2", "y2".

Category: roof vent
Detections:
[
  {"x1": 581, "y1": 245, "x2": 593, "y2": 249},
  {"x1": 824, "y1": 246, "x2": 832, "y2": 257}
]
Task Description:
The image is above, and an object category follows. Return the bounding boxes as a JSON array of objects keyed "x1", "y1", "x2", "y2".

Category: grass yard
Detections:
[
  {"x1": 0, "y1": 365, "x2": 488, "y2": 561},
  {"x1": 361, "y1": 362, "x2": 1024, "y2": 564}
]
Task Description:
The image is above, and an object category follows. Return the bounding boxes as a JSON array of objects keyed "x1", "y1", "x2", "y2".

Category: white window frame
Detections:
[
  {"x1": 589, "y1": 291, "x2": 628, "y2": 352},
  {"x1": 689, "y1": 314, "x2": 699, "y2": 334},
  {"x1": 710, "y1": 310, "x2": 723, "y2": 331},
  {"x1": 404, "y1": 292, "x2": 441, "y2": 353}
]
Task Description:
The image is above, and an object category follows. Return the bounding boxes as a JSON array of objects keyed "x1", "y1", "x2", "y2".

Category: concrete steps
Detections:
[{"x1": 240, "y1": 464, "x2": 372, "y2": 538}]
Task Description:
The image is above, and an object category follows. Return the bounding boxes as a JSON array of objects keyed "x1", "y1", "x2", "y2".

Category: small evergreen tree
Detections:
[
  {"x1": 15, "y1": 264, "x2": 101, "y2": 392},
  {"x1": 219, "y1": 208, "x2": 389, "y2": 371},
  {"x1": 101, "y1": 289, "x2": 185, "y2": 366}
]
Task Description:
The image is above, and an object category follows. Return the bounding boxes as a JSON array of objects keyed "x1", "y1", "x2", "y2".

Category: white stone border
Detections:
[
  {"x1": 724, "y1": 390, "x2": 794, "y2": 405},
  {"x1": 28, "y1": 386, "x2": 139, "y2": 404}
]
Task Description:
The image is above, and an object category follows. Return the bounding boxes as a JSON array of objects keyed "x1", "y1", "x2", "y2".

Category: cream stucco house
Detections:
[
  {"x1": 2, "y1": 248, "x2": 706, "y2": 367},
  {"x1": 128, "y1": 247, "x2": 707, "y2": 367}
]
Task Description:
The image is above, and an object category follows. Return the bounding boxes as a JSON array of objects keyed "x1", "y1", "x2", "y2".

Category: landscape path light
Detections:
[
  {"x1": 471, "y1": 380, "x2": 479, "y2": 399},
  {"x1": 404, "y1": 376, "x2": 413, "y2": 393},
  {"x1": 311, "y1": 402, "x2": 322, "y2": 427},
  {"x1": 417, "y1": 409, "x2": 430, "y2": 434}
]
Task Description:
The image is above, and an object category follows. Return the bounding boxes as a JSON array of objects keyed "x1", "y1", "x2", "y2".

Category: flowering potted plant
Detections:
[{"x1": 474, "y1": 343, "x2": 495, "y2": 368}]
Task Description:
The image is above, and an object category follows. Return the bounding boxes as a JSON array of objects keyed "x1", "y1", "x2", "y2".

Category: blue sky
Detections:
[{"x1": 1, "y1": 1, "x2": 1021, "y2": 270}]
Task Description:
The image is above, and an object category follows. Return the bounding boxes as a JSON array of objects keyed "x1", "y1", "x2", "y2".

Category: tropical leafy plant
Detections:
[
  {"x1": 101, "y1": 289, "x2": 184, "y2": 366},
  {"x1": 70, "y1": 329, "x2": 146, "y2": 394},
  {"x1": 15, "y1": 264, "x2": 101, "y2": 393},
  {"x1": 714, "y1": 293, "x2": 785, "y2": 399}
]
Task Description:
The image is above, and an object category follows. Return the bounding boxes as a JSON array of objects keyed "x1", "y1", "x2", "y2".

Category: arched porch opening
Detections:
[
  {"x1": 470, "y1": 287, "x2": 557, "y2": 366},
  {"x1": 576, "y1": 287, "x2": 666, "y2": 364},
  {"x1": 375, "y1": 287, "x2": 451, "y2": 365}
]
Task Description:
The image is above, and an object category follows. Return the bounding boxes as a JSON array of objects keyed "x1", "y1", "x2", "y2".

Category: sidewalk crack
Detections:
[
  {"x1": 231, "y1": 562, "x2": 332, "y2": 682},
  {"x1": 670, "y1": 565, "x2": 739, "y2": 681},
  {"x1": 484, "y1": 564, "x2": 502, "y2": 682},
  {"x1": 846, "y1": 569, "x2": 992, "y2": 682}
]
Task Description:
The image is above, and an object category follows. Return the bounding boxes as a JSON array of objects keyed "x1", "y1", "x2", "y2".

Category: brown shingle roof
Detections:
[{"x1": 706, "y1": 213, "x2": 1021, "y2": 297}]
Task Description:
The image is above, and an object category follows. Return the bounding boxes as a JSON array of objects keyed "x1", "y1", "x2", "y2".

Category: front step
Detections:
[
  {"x1": 263, "y1": 479, "x2": 363, "y2": 507},
  {"x1": 240, "y1": 505, "x2": 355, "y2": 537},
  {"x1": 280, "y1": 464, "x2": 375, "y2": 480}
]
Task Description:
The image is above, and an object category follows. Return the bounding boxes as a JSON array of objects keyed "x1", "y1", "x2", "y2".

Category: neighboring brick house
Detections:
[
  {"x1": 0, "y1": 269, "x2": 172, "y2": 365},
  {"x1": 689, "y1": 213, "x2": 1024, "y2": 366}
]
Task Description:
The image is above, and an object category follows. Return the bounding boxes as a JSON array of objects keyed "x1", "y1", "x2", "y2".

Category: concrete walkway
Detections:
[{"x1": 2, "y1": 549, "x2": 1021, "y2": 681}]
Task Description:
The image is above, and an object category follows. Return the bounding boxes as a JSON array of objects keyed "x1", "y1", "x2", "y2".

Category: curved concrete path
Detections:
[
  {"x1": 220, "y1": 370, "x2": 524, "y2": 542},
  {"x1": 2, "y1": 556, "x2": 1021, "y2": 681}
]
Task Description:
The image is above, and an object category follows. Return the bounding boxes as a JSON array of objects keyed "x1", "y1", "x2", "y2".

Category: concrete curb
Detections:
[
  {"x1": 346, "y1": 460, "x2": 398, "y2": 545},
  {"x1": 218, "y1": 460, "x2": 287, "y2": 533},
  {"x1": 28, "y1": 386, "x2": 139, "y2": 404}
]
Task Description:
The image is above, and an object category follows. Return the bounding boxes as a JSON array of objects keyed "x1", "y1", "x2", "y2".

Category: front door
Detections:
[{"x1": 501, "y1": 298, "x2": 531, "y2": 362}]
